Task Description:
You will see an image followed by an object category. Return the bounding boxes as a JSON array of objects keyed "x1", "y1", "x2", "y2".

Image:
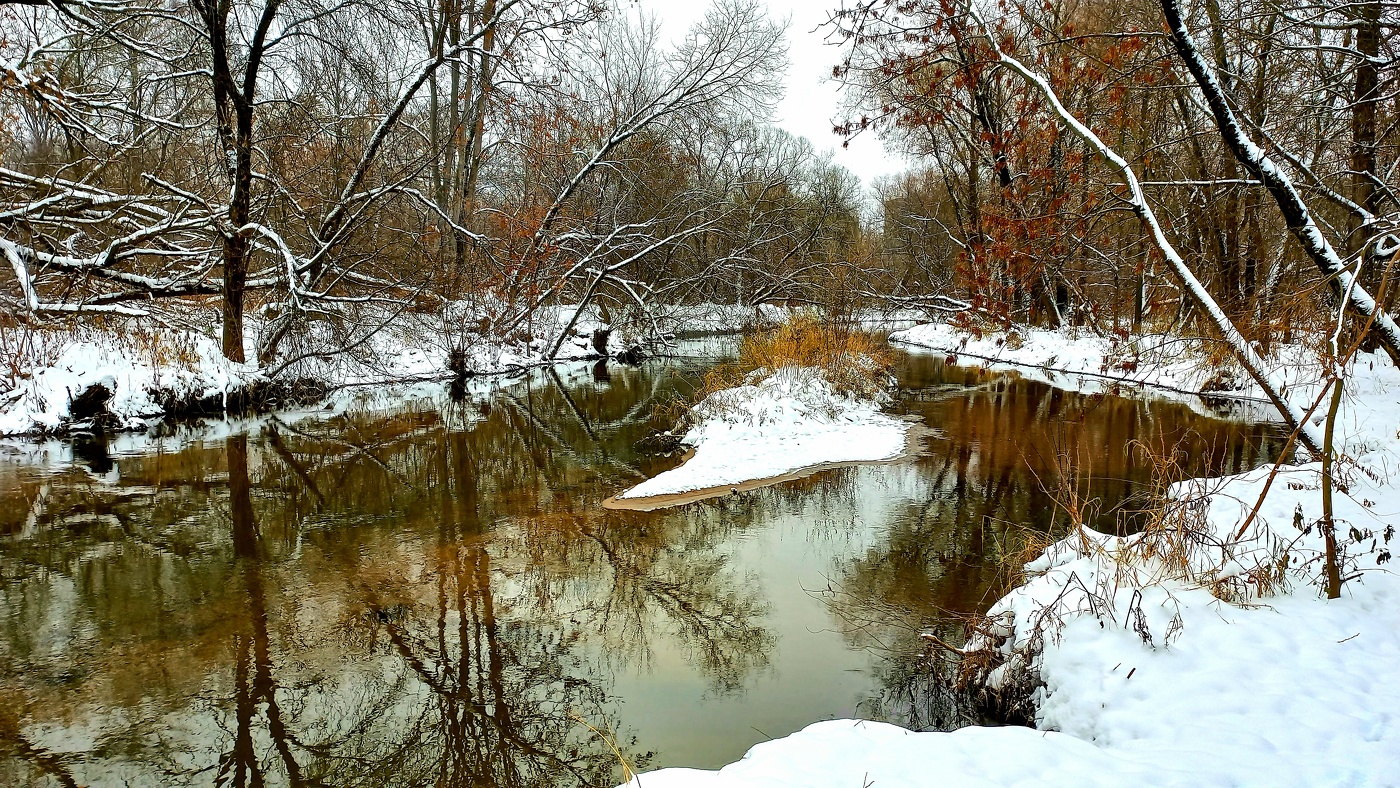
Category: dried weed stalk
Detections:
[
  {"x1": 947, "y1": 431, "x2": 1302, "y2": 722},
  {"x1": 660, "y1": 312, "x2": 894, "y2": 430}
]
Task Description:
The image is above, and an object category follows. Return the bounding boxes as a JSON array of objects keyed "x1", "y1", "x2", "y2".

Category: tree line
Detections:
[
  {"x1": 846, "y1": 0, "x2": 1398, "y2": 350},
  {"x1": 1, "y1": 0, "x2": 867, "y2": 366}
]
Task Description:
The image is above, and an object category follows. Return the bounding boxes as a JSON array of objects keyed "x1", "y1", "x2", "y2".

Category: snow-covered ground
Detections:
[
  {"x1": 0, "y1": 302, "x2": 932, "y2": 437},
  {"x1": 614, "y1": 368, "x2": 914, "y2": 504},
  {"x1": 0, "y1": 330, "x2": 256, "y2": 435},
  {"x1": 0, "y1": 357, "x2": 616, "y2": 472},
  {"x1": 624, "y1": 321, "x2": 1400, "y2": 787},
  {"x1": 888, "y1": 321, "x2": 1317, "y2": 409},
  {"x1": 0, "y1": 303, "x2": 703, "y2": 437}
]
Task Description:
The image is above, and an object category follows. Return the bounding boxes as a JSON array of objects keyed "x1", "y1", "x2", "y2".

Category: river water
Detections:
[{"x1": 0, "y1": 346, "x2": 1285, "y2": 787}]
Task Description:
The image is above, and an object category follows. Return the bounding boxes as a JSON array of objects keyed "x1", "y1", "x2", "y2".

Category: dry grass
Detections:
[
  {"x1": 0, "y1": 318, "x2": 208, "y2": 398},
  {"x1": 706, "y1": 313, "x2": 892, "y2": 397},
  {"x1": 991, "y1": 523, "x2": 1061, "y2": 599},
  {"x1": 1124, "y1": 436, "x2": 1291, "y2": 602},
  {"x1": 570, "y1": 712, "x2": 638, "y2": 784},
  {"x1": 122, "y1": 325, "x2": 205, "y2": 371},
  {"x1": 949, "y1": 431, "x2": 1299, "y2": 722},
  {"x1": 0, "y1": 320, "x2": 62, "y2": 395},
  {"x1": 658, "y1": 312, "x2": 894, "y2": 428}
]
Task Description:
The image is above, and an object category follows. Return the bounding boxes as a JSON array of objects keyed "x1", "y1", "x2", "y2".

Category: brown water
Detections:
[{"x1": 0, "y1": 348, "x2": 1285, "y2": 787}]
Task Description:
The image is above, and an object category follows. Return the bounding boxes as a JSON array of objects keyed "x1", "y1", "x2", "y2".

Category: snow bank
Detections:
[
  {"x1": 620, "y1": 719, "x2": 1167, "y2": 787},
  {"x1": 919, "y1": 446, "x2": 1400, "y2": 785},
  {"x1": 0, "y1": 300, "x2": 922, "y2": 436},
  {"x1": 624, "y1": 326, "x2": 1400, "y2": 787},
  {"x1": 0, "y1": 332, "x2": 258, "y2": 435},
  {"x1": 888, "y1": 321, "x2": 1322, "y2": 406},
  {"x1": 0, "y1": 302, "x2": 648, "y2": 436},
  {"x1": 0, "y1": 357, "x2": 612, "y2": 467},
  {"x1": 616, "y1": 368, "x2": 913, "y2": 502},
  {"x1": 274, "y1": 301, "x2": 652, "y2": 385}
]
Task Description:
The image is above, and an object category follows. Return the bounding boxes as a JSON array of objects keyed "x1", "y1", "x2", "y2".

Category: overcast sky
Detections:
[{"x1": 635, "y1": 0, "x2": 907, "y2": 189}]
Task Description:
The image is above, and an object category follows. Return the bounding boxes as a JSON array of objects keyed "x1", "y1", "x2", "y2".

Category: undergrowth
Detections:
[
  {"x1": 946, "y1": 432, "x2": 1300, "y2": 724},
  {"x1": 0, "y1": 318, "x2": 65, "y2": 395}
]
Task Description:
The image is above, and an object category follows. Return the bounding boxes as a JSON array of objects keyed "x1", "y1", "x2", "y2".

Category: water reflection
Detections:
[
  {"x1": 823, "y1": 353, "x2": 1284, "y2": 730},
  {"x1": 0, "y1": 352, "x2": 1284, "y2": 785}
]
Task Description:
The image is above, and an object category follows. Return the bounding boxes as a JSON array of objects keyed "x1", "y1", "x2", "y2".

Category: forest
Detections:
[{"x1": 1, "y1": 0, "x2": 1397, "y2": 404}]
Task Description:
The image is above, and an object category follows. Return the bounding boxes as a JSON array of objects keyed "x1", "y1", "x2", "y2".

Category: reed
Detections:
[{"x1": 657, "y1": 312, "x2": 895, "y2": 431}]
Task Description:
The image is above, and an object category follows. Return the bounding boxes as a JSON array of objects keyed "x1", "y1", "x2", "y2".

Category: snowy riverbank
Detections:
[
  {"x1": 0, "y1": 326, "x2": 584, "y2": 437},
  {"x1": 0, "y1": 304, "x2": 738, "y2": 437},
  {"x1": 623, "y1": 322, "x2": 1400, "y2": 787},
  {"x1": 611, "y1": 367, "x2": 914, "y2": 507},
  {"x1": 0, "y1": 359, "x2": 614, "y2": 476},
  {"x1": 887, "y1": 321, "x2": 1324, "y2": 409},
  {"x1": 0, "y1": 303, "x2": 927, "y2": 437}
]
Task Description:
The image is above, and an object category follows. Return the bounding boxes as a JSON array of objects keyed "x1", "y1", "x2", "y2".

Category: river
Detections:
[{"x1": 0, "y1": 345, "x2": 1285, "y2": 786}]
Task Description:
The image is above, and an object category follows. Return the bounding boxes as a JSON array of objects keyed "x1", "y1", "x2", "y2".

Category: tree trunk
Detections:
[
  {"x1": 462, "y1": 0, "x2": 497, "y2": 210},
  {"x1": 222, "y1": 234, "x2": 249, "y2": 362},
  {"x1": 1350, "y1": 0, "x2": 1381, "y2": 301},
  {"x1": 1160, "y1": 0, "x2": 1400, "y2": 367},
  {"x1": 199, "y1": 0, "x2": 278, "y2": 363}
]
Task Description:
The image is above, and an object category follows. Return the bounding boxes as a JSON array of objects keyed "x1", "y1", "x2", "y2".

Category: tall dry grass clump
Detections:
[
  {"x1": 701, "y1": 313, "x2": 893, "y2": 399},
  {"x1": 656, "y1": 313, "x2": 894, "y2": 430}
]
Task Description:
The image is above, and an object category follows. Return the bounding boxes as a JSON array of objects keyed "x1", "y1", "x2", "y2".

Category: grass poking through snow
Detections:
[{"x1": 663, "y1": 314, "x2": 894, "y2": 427}]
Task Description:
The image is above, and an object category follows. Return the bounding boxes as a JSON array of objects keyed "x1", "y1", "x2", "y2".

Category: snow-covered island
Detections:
[
  {"x1": 609, "y1": 367, "x2": 917, "y2": 508},
  {"x1": 621, "y1": 321, "x2": 1400, "y2": 787}
]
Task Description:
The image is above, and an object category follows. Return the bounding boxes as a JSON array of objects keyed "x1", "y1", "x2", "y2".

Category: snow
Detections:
[
  {"x1": 619, "y1": 720, "x2": 1167, "y2": 787},
  {"x1": 0, "y1": 332, "x2": 258, "y2": 435},
  {"x1": 892, "y1": 322, "x2": 1211, "y2": 392},
  {"x1": 0, "y1": 358, "x2": 612, "y2": 467},
  {"x1": 889, "y1": 321, "x2": 1324, "y2": 419},
  {"x1": 617, "y1": 368, "x2": 913, "y2": 501},
  {"x1": 0, "y1": 298, "x2": 933, "y2": 437},
  {"x1": 624, "y1": 321, "x2": 1400, "y2": 788},
  {"x1": 0, "y1": 302, "x2": 657, "y2": 437}
]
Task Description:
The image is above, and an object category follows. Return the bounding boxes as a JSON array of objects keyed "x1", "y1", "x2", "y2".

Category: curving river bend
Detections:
[{"x1": 0, "y1": 345, "x2": 1285, "y2": 787}]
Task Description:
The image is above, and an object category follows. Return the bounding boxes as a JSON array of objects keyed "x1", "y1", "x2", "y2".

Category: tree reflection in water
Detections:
[
  {"x1": 824, "y1": 353, "x2": 1287, "y2": 731},
  {"x1": 0, "y1": 353, "x2": 1283, "y2": 785}
]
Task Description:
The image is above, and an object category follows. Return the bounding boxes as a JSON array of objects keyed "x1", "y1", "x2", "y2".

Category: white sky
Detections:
[{"x1": 635, "y1": 0, "x2": 907, "y2": 189}]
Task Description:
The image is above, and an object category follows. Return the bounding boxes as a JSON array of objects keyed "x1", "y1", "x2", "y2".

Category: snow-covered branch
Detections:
[
  {"x1": 1159, "y1": 0, "x2": 1400, "y2": 366},
  {"x1": 965, "y1": 4, "x2": 1326, "y2": 453}
]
